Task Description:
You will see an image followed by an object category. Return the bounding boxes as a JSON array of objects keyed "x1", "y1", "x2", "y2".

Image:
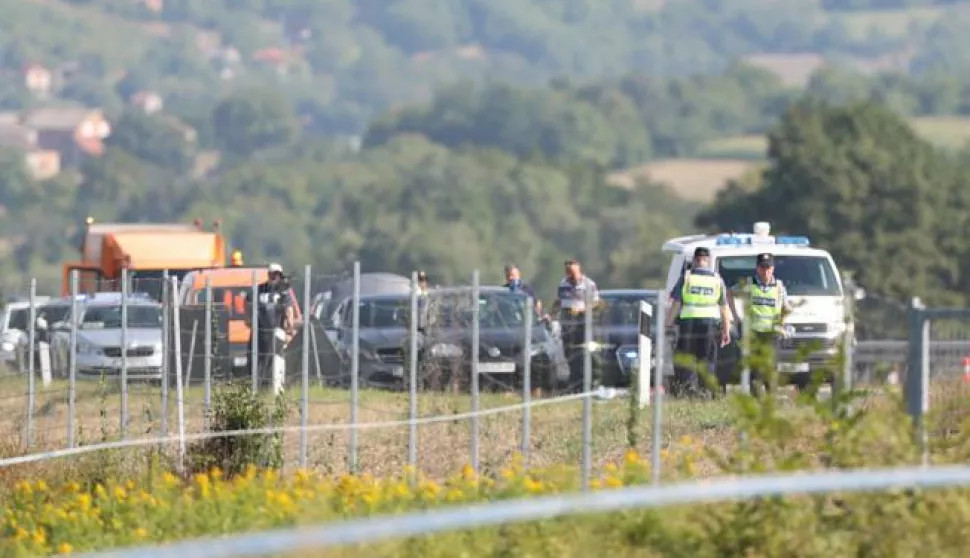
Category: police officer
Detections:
[
  {"x1": 551, "y1": 259, "x2": 600, "y2": 390},
  {"x1": 665, "y1": 247, "x2": 731, "y2": 394},
  {"x1": 735, "y1": 253, "x2": 792, "y2": 393}
]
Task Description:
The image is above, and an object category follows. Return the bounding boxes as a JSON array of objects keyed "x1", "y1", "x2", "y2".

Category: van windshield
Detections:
[{"x1": 717, "y1": 255, "x2": 842, "y2": 296}]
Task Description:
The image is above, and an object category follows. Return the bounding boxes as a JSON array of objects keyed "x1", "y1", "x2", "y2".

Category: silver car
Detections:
[{"x1": 47, "y1": 293, "x2": 165, "y2": 380}]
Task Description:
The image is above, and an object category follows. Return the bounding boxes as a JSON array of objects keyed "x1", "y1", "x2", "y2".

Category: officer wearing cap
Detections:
[
  {"x1": 733, "y1": 253, "x2": 792, "y2": 391},
  {"x1": 665, "y1": 247, "x2": 731, "y2": 393}
]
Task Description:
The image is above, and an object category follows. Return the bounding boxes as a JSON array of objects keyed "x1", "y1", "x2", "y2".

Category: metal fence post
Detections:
[
  {"x1": 203, "y1": 275, "x2": 213, "y2": 428},
  {"x1": 25, "y1": 278, "x2": 36, "y2": 449},
  {"x1": 905, "y1": 297, "x2": 928, "y2": 465},
  {"x1": 581, "y1": 286, "x2": 594, "y2": 490},
  {"x1": 120, "y1": 268, "x2": 129, "y2": 440},
  {"x1": 651, "y1": 292, "x2": 666, "y2": 485},
  {"x1": 407, "y1": 271, "x2": 419, "y2": 469},
  {"x1": 841, "y1": 272, "x2": 856, "y2": 394},
  {"x1": 161, "y1": 270, "x2": 170, "y2": 438},
  {"x1": 349, "y1": 261, "x2": 360, "y2": 473},
  {"x1": 521, "y1": 295, "x2": 533, "y2": 466},
  {"x1": 251, "y1": 270, "x2": 259, "y2": 392},
  {"x1": 67, "y1": 270, "x2": 79, "y2": 448},
  {"x1": 470, "y1": 270, "x2": 481, "y2": 472},
  {"x1": 299, "y1": 265, "x2": 311, "y2": 468},
  {"x1": 172, "y1": 276, "x2": 186, "y2": 473}
]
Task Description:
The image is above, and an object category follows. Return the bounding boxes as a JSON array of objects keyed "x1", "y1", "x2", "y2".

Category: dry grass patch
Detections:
[{"x1": 608, "y1": 159, "x2": 761, "y2": 202}]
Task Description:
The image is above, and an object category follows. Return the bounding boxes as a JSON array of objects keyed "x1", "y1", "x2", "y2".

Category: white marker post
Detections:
[{"x1": 637, "y1": 300, "x2": 653, "y2": 408}]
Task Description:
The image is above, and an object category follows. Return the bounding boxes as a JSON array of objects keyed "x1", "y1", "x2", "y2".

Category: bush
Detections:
[{"x1": 187, "y1": 382, "x2": 290, "y2": 478}]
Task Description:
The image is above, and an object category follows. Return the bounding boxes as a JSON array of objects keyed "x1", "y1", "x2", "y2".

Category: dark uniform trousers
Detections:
[
  {"x1": 749, "y1": 331, "x2": 781, "y2": 393},
  {"x1": 675, "y1": 317, "x2": 720, "y2": 390}
]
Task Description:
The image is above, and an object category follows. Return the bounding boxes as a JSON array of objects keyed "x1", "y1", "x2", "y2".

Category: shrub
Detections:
[{"x1": 187, "y1": 382, "x2": 290, "y2": 478}]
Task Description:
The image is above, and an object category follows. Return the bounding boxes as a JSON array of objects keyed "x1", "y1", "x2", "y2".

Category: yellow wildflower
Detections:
[
  {"x1": 35, "y1": 479, "x2": 49, "y2": 492},
  {"x1": 113, "y1": 486, "x2": 127, "y2": 500},
  {"x1": 16, "y1": 480, "x2": 32, "y2": 495},
  {"x1": 604, "y1": 463, "x2": 618, "y2": 473},
  {"x1": 679, "y1": 435, "x2": 693, "y2": 446},
  {"x1": 76, "y1": 493, "x2": 92, "y2": 511},
  {"x1": 210, "y1": 467, "x2": 223, "y2": 479},
  {"x1": 58, "y1": 542, "x2": 73, "y2": 554},
  {"x1": 64, "y1": 481, "x2": 80, "y2": 494},
  {"x1": 624, "y1": 449, "x2": 640, "y2": 465},
  {"x1": 135, "y1": 527, "x2": 148, "y2": 539},
  {"x1": 125, "y1": 479, "x2": 136, "y2": 491},
  {"x1": 523, "y1": 477, "x2": 543, "y2": 494},
  {"x1": 605, "y1": 476, "x2": 623, "y2": 488},
  {"x1": 162, "y1": 472, "x2": 179, "y2": 487},
  {"x1": 31, "y1": 528, "x2": 46, "y2": 545},
  {"x1": 13, "y1": 527, "x2": 28, "y2": 541}
]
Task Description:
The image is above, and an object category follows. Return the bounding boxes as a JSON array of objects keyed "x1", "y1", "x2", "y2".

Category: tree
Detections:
[
  {"x1": 212, "y1": 89, "x2": 300, "y2": 157},
  {"x1": 696, "y1": 99, "x2": 962, "y2": 304},
  {"x1": 107, "y1": 109, "x2": 196, "y2": 174}
]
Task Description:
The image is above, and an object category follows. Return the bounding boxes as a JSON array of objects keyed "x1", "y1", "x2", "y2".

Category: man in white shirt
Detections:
[{"x1": 551, "y1": 259, "x2": 600, "y2": 391}]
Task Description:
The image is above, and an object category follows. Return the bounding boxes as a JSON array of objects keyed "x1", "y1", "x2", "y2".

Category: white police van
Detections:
[{"x1": 662, "y1": 222, "x2": 854, "y2": 384}]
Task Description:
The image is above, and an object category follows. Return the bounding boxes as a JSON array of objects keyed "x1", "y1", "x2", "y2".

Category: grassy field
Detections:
[
  {"x1": 0, "y1": 376, "x2": 736, "y2": 482},
  {"x1": 623, "y1": 115, "x2": 970, "y2": 202},
  {"x1": 3, "y1": 378, "x2": 970, "y2": 557}
]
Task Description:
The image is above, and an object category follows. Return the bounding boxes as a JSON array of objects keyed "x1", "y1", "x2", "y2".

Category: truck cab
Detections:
[{"x1": 662, "y1": 222, "x2": 855, "y2": 385}]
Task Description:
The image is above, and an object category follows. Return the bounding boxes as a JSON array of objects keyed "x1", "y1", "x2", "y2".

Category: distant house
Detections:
[
  {"x1": 22, "y1": 108, "x2": 111, "y2": 167},
  {"x1": 24, "y1": 150, "x2": 61, "y2": 180},
  {"x1": 252, "y1": 48, "x2": 291, "y2": 75},
  {"x1": 0, "y1": 116, "x2": 61, "y2": 180},
  {"x1": 23, "y1": 64, "x2": 52, "y2": 97},
  {"x1": 129, "y1": 90, "x2": 164, "y2": 114},
  {"x1": 141, "y1": 0, "x2": 164, "y2": 14},
  {"x1": 161, "y1": 115, "x2": 197, "y2": 143}
]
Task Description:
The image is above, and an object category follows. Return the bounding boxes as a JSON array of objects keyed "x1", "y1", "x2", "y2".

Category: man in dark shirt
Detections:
[{"x1": 503, "y1": 264, "x2": 542, "y2": 314}]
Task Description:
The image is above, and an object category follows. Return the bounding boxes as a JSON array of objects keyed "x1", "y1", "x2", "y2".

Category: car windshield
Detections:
[
  {"x1": 432, "y1": 291, "x2": 535, "y2": 329},
  {"x1": 357, "y1": 297, "x2": 409, "y2": 328},
  {"x1": 37, "y1": 305, "x2": 71, "y2": 326},
  {"x1": 599, "y1": 294, "x2": 657, "y2": 326},
  {"x1": 80, "y1": 305, "x2": 163, "y2": 329},
  {"x1": 7, "y1": 309, "x2": 28, "y2": 331},
  {"x1": 717, "y1": 255, "x2": 842, "y2": 296}
]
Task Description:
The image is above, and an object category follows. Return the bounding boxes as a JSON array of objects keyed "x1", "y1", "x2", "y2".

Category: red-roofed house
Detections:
[{"x1": 22, "y1": 108, "x2": 110, "y2": 167}]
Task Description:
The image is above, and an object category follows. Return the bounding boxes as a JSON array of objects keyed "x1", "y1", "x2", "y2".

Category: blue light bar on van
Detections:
[
  {"x1": 775, "y1": 236, "x2": 810, "y2": 246},
  {"x1": 715, "y1": 235, "x2": 751, "y2": 246}
]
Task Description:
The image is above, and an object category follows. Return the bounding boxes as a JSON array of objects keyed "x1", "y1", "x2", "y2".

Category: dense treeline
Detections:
[
  {"x1": 4, "y1": 61, "x2": 970, "y2": 309},
  {"x1": 6, "y1": 0, "x2": 970, "y2": 136}
]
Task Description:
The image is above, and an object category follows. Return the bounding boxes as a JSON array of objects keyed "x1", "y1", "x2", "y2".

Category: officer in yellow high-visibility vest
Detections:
[
  {"x1": 734, "y1": 253, "x2": 793, "y2": 390},
  {"x1": 665, "y1": 247, "x2": 731, "y2": 393}
]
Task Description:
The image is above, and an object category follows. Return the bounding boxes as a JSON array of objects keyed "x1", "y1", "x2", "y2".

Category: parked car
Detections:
[
  {"x1": 334, "y1": 292, "x2": 411, "y2": 388},
  {"x1": 592, "y1": 289, "x2": 673, "y2": 388},
  {"x1": 0, "y1": 299, "x2": 44, "y2": 368},
  {"x1": 44, "y1": 292, "x2": 165, "y2": 381},
  {"x1": 418, "y1": 286, "x2": 569, "y2": 392}
]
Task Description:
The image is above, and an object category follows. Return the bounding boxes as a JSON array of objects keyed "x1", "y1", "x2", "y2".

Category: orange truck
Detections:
[
  {"x1": 178, "y1": 267, "x2": 303, "y2": 370},
  {"x1": 61, "y1": 218, "x2": 228, "y2": 301}
]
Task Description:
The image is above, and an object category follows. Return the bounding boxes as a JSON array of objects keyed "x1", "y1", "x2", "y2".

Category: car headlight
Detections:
[
  {"x1": 583, "y1": 341, "x2": 615, "y2": 352},
  {"x1": 430, "y1": 343, "x2": 463, "y2": 358}
]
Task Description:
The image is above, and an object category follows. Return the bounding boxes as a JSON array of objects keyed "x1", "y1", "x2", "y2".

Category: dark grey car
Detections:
[
  {"x1": 335, "y1": 293, "x2": 411, "y2": 388},
  {"x1": 418, "y1": 287, "x2": 570, "y2": 392}
]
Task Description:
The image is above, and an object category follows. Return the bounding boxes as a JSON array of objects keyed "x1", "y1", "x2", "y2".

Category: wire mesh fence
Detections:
[{"x1": 0, "y1": 263, "x2": 943, "y2": 485}]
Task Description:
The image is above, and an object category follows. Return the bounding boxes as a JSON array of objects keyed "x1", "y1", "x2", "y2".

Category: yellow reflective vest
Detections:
[{"x1": 680, "y1": 272, "x2": 722, "y2": 320}]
